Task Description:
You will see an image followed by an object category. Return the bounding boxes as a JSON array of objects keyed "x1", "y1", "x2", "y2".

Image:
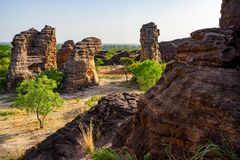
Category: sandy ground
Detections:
[{"x1": 0, "y1": 66, "x2": 141, "y2": 159}]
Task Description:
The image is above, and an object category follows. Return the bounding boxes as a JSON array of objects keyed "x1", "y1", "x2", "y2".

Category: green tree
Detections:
[
  {"x1": 120, "y1": 57, "x2": 134, "y2": 82},
  {"x1": 14, "y1": 75, "x2": 64, "y2": 129},
  {"x1": 129, "y1": 60, "x2": 166, "y2": 91},
  {"x1": 95, "y1": 58, "x2": 104, "y2": 69}
]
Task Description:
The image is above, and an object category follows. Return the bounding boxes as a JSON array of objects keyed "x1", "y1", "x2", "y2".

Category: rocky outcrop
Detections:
[
  {"x1": 95, "y1": 50, "x2": 140, "y2": 65},
  {"x1": 140, "y1": 22, "x2": 161, "y2": 61},
  {"x1": 159, "y1": 38, "x2": 190, "y2": 62},
  {"x1": 22, "y1": 93, "x2": 140, "y2": 160},
  {"x1": 219, "y1": 0, "x2": 240, "y2": 30},
  {"x1": 63, "y1": 37, "x2": 101, "y2": 92},
  {"x1": 112, "y1": 1, "x2": 240, "y2": 159},
  {"x1": 7, "y1": 25, "x2": 56, "y2": 90},
  {"x1": 57, "y1": 40, "x2": 74, "y2": 70}
]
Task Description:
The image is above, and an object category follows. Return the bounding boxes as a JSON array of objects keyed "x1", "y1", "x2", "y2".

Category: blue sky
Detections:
[{"x1": 1, "y1": 0, "x2": 221, "y2": 43}]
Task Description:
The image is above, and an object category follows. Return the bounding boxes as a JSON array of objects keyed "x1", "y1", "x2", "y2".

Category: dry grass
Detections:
[{"x1": 78, "y1": 119, "x2": 94, "y2": 154}]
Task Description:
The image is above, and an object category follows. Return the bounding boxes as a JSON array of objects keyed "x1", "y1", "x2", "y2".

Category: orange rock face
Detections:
[
  {"x1": 7, "y1": 25, "x2": 57, "y2": 90},
  {"x1": 57, "y1": 40, "x2": 74, "y2": 70},
  {"x1": 63, "y1": 37, "x2": 101, "y2": 92}
]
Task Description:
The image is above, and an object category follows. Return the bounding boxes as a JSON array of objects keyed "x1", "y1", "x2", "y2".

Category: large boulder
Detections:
[
  {"x1": 21, "y1": 93, "x2": 140, "y2": 160},
  {"x1": 7, "y1": 25, "x2": 57, "y2": 90},
  {"x1": 140, "y1": 22, "x2": 161, "y2": 62},
  {"x1": 63, "y1": 37, "x2": 101, "y2": 92},
  {"x1": 57, "y1": 40, "x2": 74, "y2": 70},
  {"x1": 159, "y1": 38, "x2": 191, "y2": 62},
  {"x1": 113, "y1": 27, "x2": 240, "y2": 159},
  {"x1": 219, "y1": 0, "x2": 240, "y2": 31}
]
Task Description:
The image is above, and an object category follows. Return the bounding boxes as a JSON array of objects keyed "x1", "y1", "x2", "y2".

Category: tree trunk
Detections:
[{"x1": 36, "y1": 111, "x2": 43, "y2": 129}]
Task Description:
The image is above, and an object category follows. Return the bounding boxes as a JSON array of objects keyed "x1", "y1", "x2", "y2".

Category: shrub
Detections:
[
  {"x1": 95, "y1": 58, "x2": 104, "y2": 68},
  {"x1": 129, "y1": 60, "x2": 166, "y2": 91},
  {"x1": 120, "y1": 57, "x2": 135, "y2": 82},
  {"x1": 92, "y1": 148, "x2": 119, "y2": 160},
  {"x1": 37, "y1": 68, "x2": 64, "y2": 90},
  {"x1": 13, "y1": 76, "x2": 64, "y2": 129},
  {"x1": 105, "y1": 52, "x2": 113, "y2": 60},
  {"x1": 0, "y1": 45, "x2": 11, "y2": 93}
]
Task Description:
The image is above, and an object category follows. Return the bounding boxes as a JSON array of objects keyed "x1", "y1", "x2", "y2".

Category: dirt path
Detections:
[{"x1": 0, "y1": 71, "x2": 141, "y2": 159}]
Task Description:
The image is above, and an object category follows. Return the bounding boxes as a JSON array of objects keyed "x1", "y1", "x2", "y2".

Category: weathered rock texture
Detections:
[
  {"x1": 112, "y1": 1, "x2": 240, "y2": 159},
  {"x1": 63, "y1": 37, "x2": 101, "y2": 92},
  {"x1": 219, "y1": 0, "x2": 240, "y2": 30},
  {"x1": 140, "y1": 22, "x2": 161, "y2": 61},
  {"x1": 57, "y1": 40, "x2": 74, "y2": 70},
  {"x1": 22, "y1": 93, "x2": 140, "y2": 160},
  {"x1": 159, "y1": 38, "x2": 190, "y2": 62},
  {"x1": 8, "y1": 25, "x2": 56, "y2": 90}
]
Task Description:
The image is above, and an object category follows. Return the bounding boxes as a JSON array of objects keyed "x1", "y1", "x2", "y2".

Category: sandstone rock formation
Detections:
[
  {"x1": 159, "y1": 38, "x2": 190, "y2": 62},
  {"x1": 112, "y1": 1, "x2": 240, "y2": 159},
  {"x1": 21, "y1": 93, "x2": 140, "y2": 160},
  {"x1": 63, "y1": 37, "x2": 101, "y2": 92},
  {"x1": 57, "y1": 40, "x2": 74, "y2": 70},
  {"x1": 140, "y1": 22, "x2": 161, "y2": 61},
  {"x1": 7, "y1": 25, "x2": 56, "y2": 90}
]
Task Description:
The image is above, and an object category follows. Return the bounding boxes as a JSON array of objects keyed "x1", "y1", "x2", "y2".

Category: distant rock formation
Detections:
[
  {"x1": 57, "y1": 40, "x2": 74, "y2": 70},
  {"x1": 112, "y1": 1, "x2": 240, "y2": 159},
  {"x1": 21, "y1": 93, "x2": 140, "y2": 160},
  {"x1": 159, "y1": 38, "x2": 190, "y2": 62},
  {"x1": 95, "y1": 50, "x2": 140, "y2": 65},
  {"x1": 140, "y1": 22, "x2": 161, "y2": 61},
  {"x1": 63, "y1": 37, "x2": 101, "y2": 92},
  {"x1": 7, "y1": 25, "x2": 56, "y2": 90}
]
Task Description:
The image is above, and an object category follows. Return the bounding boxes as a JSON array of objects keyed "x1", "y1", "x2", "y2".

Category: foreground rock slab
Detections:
[
  {"x1": 22, "y1": 92, "x2": 140, "y2": 160},
  {"x1": 7, "y1": 25, "x2": 57, "y2": 90}
]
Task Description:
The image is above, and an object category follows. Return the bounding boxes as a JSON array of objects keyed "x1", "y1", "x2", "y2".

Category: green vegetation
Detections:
[
  {"x1": 92, "y1": 148, "x2": 137, "y2": 160},
  {"x1": 99, "y1": 74, "x2": 123, "y2": 79},
  {"x1": 129, "y1": 60, "x2": 166, "y2": 91},
  {"x1": 0, "y1": 110, "x2": 15, "y2": 116},
  {"x1": 0, "y1": 45, "x2": 12, "y2": 93},
  {"x1": 120, "y1": 57, "x2": 135, "y2": 82},
  {"x1": 13, "y1": 75, "x2": 64, "y2": 128},
  {"x1": 105, "y1": 52, "x2": 114, "y2": 60},
  {"x1": 37, "y1": 68, "x2": 64, "y2": 90},
  {"x1": 95, "y1": 58, "x2": 104, "y2": 69},
  {"x1": 102, "y1": 44, "x2": 140, "y2": 52},
  {"x1": 85, "y1": 96, "x2": 101, "y2": 110}
]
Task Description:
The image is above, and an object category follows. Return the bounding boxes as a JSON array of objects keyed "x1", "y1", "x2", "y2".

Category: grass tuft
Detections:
[
  {"x1": 85, "y1": 96, "x2": 101, "y2": 110},
  {"x1": 0, "y1": 110, "x2": 15, "y2": 116},
  {"x1": 79, "y1": 119, "x2": 94, "y2": 154}
]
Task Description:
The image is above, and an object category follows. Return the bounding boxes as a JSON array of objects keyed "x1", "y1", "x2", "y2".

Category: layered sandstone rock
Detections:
[
  {"x1": 219, "y1": 0, "x2": 240, "y2": 30},
  {"x1": 57, "y1": 40, "x2": 74, "y2": 70},
  {"x1": 7, "y1": 25, "x2": 56, "y2": 90},
  {"x1": 63, "y1": 37, "x2": 101, "y2": 92},
  {"x1": 140, "y1": 22, "x2": 161, "y2": 61},
  {"x1": 159, "y1": 38, "x2": 190, "y2": 62},
  {"x1": 22, "y1": 93, "x2": 140, "y2": 160},
  {"x1": 112, "y1": 1, "x2": 240, "y2": 159}
]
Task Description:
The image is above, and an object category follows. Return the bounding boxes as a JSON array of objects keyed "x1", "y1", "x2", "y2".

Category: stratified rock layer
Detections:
[
  {"x1": 21, "y1": 93, "x2": 140, "y2": 160},
  {"x1": 140, "y1": 22, "x2": 161, "y2": 61},
  {"x1": 57, "y1": 40, "x2": 74, "y2": 70},
  {"x1": 7, "y1": 25, "x2": 56, "y2": 90},
  {"x1": 113, "y1": 26, "x2": 240, "y2": 159},
  {"x1": 159, "y1": 38, "x2": 190, "y2": 62},
  {"x1": 219, "y1": 0, "x2": 240, "y2": 30},
  {"x1": 63, "y1": 37, "x2": 101, "y2": 92}
]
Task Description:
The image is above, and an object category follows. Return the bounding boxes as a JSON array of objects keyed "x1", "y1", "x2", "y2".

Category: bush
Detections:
[
  {"x1": 105, "y1": 52, "x2": 113, "y2": 60},
  {"x1": 0, "y1": 45, "x2": 12, "y2": 93},
  {"x1": 92, "y1": 148, "x2": 119, "y2": 160},
  {"x1": 95, "y1": 58, "x2": 104, "y2": 67},
  {"x1": 129, "y1": 60, "x2": 166, "y2": 91},
  {"x1": 37, "y1": 68, "x2": 64, "y2": 90}
]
